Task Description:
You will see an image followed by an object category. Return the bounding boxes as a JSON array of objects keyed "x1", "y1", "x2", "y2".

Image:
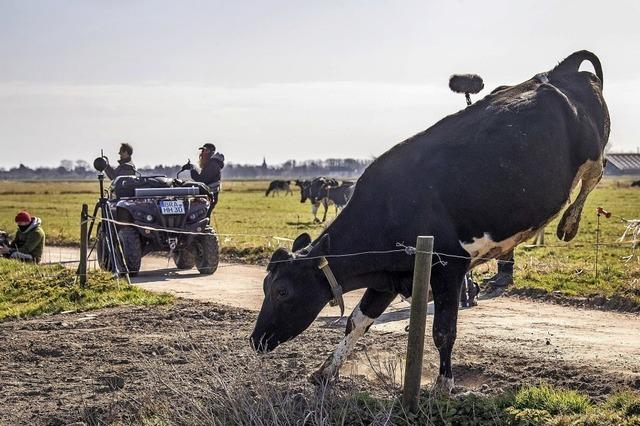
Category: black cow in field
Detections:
[
  {"x1": 295, "y1": 177, "x2": 353, "y2": 222},
  {"x1": 265, "y1": 180, "x2": 293, "y2": 197},
  {"x1": 251, "y1": 51, "x2": 610, "y2": 390}
]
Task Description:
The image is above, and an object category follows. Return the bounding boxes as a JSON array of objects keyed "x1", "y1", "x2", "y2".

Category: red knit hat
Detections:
[{"x1": 15, "y1": 211, "x2": 31, "y2": 223}]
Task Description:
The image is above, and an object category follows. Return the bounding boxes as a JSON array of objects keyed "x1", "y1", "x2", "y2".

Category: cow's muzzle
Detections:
[{"x1": 249, "y1": 332, "x2": 279, "y2": 353}]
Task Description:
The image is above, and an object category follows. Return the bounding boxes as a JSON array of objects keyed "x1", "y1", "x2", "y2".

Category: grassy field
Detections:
[
  {"x1": 1, "y1": 178, "x2": 640, "y2": 306},
  {"x1": 0, "y1": 258, "x2": 172, "y2": 320}
]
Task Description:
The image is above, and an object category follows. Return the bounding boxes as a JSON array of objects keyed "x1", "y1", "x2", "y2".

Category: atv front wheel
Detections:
[
  {"x1": 194, "y1": 233, "x2": 219, "y2": 275},
  {"x1": 173, "y1": 248, "x2": 196, "y2": 270},
  {"x1": 118, "y1": 227, "x2": 143, "y2": 276}
]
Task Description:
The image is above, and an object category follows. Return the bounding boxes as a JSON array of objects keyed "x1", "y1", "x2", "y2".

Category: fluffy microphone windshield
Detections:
[{"x1": 449, "y1": 74, "x2": 484, "y2": 94}]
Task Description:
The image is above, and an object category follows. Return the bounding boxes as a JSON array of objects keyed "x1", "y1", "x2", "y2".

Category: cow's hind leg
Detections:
[
  {"x1": 310, "y1": 288, "x2": 396, "y2": 383},
  {"x1": 431, "y1": 259, "x2": 467, "y2": 392},
  {"x1": 557, "y1": 158, "x2": 604, "y2": 241}
]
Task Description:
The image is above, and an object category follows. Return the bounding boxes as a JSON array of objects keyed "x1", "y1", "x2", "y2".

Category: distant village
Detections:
[
  {"x1": 2, "y1": 154, "x2": 640, "y2": 180},
  {"x1": 0, "y1": 157, "x2": 373, "y2": 180}
]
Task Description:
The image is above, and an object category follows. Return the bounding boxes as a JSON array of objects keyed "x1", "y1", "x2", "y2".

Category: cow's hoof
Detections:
[
  {"x1": 557, "y1": 210, "x2": 580, "y2": 242},
  {"x1": 432, "y1": 375, "x2": 455, "y2": 394}
]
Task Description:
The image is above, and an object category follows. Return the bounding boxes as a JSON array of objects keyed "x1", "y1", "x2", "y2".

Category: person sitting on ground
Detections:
[
  {"x1": 181, "y1": 142, "x2": 225, "y2": 208},
  {"x1": 0, "y1": 211, "x2": 46, "y2": 263},
  {"x1": 104, "y1": 143, "x2": 137, "y2": 179}
]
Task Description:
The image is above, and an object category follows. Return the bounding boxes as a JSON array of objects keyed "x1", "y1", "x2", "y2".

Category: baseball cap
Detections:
[{"x1": 198, "y1": 143, "x2": 216, "y2": 151}]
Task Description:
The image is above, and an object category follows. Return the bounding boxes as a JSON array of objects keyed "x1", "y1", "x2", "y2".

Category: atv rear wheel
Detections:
[
  {"x1": 118, "y1": 227, "x2": 143, "y2": 276},
  {"x1": 194, "y1": 233, "x2": 219, "y2": 275},
  {"x1": 173, "y1": 248, "x2": 196, "y2": 270}
]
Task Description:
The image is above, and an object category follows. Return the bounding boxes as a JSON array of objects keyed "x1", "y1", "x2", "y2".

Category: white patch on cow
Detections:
[
  {"x1": 318, "y1": 305, "x2": 374, "y2": 379},
  {"x1": 460, "y1": 231, "x2": 535, "y2": 268}
]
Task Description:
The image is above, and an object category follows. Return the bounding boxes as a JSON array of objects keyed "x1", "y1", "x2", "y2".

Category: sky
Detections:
[{"x1": 0, "y1": 0, "x2": 639, "y2": 168}]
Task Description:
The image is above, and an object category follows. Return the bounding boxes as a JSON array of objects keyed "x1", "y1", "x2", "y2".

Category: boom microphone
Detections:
[{"x1": 448, "y1": 74, "x2": 484, "y2": 95}]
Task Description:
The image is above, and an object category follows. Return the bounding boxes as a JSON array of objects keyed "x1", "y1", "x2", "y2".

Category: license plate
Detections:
[{"x1": 160, "y1": 200, "x2": 185, "y2": 215}]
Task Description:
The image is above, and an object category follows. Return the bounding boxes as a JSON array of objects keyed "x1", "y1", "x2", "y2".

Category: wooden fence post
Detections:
[
  {"x1": 402, "y1": 235, "x2": 434, "y2": 413},
  {"x1": 78, "y1": 204, "x2": 88, "y2": 287}
]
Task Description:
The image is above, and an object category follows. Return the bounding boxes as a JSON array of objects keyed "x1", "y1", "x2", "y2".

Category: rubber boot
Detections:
[{"x1": 479, "y1": 252, "x2": 514, "y2": 300}]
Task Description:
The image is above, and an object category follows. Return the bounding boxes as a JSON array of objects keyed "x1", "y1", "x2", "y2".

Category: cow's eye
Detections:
[{"x1": 277, "y1": 288, "x2": 288, "y2": 299}]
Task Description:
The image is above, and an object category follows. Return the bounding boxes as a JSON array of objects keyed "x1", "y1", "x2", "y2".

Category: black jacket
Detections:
[
  {"x1": 190, "y1": 153, "x2": 225, "y2": 189},
  {"x1": 105, "y1": 159, "x2": 137, "y2": 180}
]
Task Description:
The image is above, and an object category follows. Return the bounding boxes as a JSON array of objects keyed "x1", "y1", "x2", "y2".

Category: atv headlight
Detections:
[
  {"x1": 188, "y1": 213, "x2": 197, "y2": 221},
  {"x1": 146, "y1": 214, "x2": 154, "y2": 222}
]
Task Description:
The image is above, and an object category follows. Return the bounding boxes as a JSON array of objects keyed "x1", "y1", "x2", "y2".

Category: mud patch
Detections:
[{"x1": 0, "y1": 299, "x2": 637, "y2": 424}]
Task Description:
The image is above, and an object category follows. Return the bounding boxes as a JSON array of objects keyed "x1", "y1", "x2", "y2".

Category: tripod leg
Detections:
[{"x1": 87, "y1": 202, "x2": 101, "y2": 240}]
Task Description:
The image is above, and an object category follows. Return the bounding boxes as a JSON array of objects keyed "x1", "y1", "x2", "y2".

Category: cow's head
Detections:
[
  {"x1": 295, "y1": 180, "x2": 311, "y2": 203},
  {"x1": 250, "y1": 233, "x2": 334, "y2": 352}
]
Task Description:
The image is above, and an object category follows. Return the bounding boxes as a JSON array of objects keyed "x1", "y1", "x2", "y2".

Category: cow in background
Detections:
[
  {"x1": 316, "y1": 181, "x2": 355, "y2": 221},
  {"x1": 265, "y1": 180, "x2": 293, "y2": 197},
  {"x1": 296, "y1": 178, "x2": 353, "y2": 222}
]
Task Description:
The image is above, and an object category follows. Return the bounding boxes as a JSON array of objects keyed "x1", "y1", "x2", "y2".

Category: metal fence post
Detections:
[
  {"x1": 402, "y1": 235, "x2": 434, "y2": 413},
  {"x1": 78, "y1": 204, "x2": 88, "y2": 287}
]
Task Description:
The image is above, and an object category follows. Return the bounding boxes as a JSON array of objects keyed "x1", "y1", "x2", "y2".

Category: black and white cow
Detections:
[
  {"x1": 265, "y1": 180, "x2": 293, "y2": 197},
  {"x1": 315, "y1": 181, "x2": 355, "y2": 222},
  {"x1": 251, "y1": 51, "x2": 610, "y2": 390},
  {"x1": 295, "y1": 177, "x2": 346, "y2": 222}
]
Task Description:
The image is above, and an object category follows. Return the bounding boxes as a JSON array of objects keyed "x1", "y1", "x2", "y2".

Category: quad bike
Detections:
[{"x1": 90, "y1": 157, "x2": 219, "y2": 277}]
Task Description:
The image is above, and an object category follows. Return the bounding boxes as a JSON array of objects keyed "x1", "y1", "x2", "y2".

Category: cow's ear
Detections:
[
  {"x1": 309, "y1": 234, "x2": 330, "y2": 257},
  {"x1": 267, "y1": 247, "x2": 290, "y2": 271},
  {"x1": 292, "y1": 233, "x2": 312, "y2": 252}
]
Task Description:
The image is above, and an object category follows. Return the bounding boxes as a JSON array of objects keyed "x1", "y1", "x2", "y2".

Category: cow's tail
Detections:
[{"x1": 551, "y1": 50, "x2": 604, "y2": 86}]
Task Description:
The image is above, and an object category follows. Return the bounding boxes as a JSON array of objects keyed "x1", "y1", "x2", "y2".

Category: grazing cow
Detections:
[
  {"x1": 296, "y1": 177, "x2": 343, "y2": 222},
  {"x1": 631, "y1": 180, "x2": 640, "y2": 187},
  {"x1": 265, "y1": 180, "x2": 293, "y2": 197},
  {"x1": 251, "y1": 51, "x2": 610, "y2": 390},
  {"x1": 315, "y1": 182, "x2": 355, "y2": 221}
]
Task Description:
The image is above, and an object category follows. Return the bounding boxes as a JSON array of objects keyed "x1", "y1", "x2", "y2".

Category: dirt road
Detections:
[{"x1": 44, "y1": 247, "x2": 640, "y2": 380}]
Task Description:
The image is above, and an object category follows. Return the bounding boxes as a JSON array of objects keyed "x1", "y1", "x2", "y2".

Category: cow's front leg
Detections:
[
  {"x1": 321, "y1": 200, "x2": 329, "y2": 222},
  {"x1": 432, "y1": 261, "x2": 467, "y2": 393},
  {"x1": 310, "y1": 288, "x2": 396, "y2": 384},
  {"x1": 312, "y1": 202, "x2": 320, "y2": 223},
  {"x1": 557, "y1": 158, "x2": 604, "y2": 241}
]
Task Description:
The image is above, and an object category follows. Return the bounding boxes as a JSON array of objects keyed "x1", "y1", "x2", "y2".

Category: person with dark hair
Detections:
[
  {"x1": 0, "y1": 211, "x2": 46, "y2": 263},
  {"x1": 104, "y1": 143, "x2": 137, "y2": 179},
  {"x1": 181, "y1": 142, "x2": 225, "y2": 208}
]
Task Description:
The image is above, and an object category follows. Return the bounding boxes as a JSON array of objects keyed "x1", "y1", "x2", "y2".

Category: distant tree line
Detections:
[{"x1": 0, "y1": 158, "x2": 373, "y2": 180}]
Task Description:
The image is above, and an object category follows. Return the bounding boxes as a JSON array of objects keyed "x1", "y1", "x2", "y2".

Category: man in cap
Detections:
[
  {"x1": 181, "y1": 143, "x2": 225, "y2": 208},
  {"x1": 0, "y1": 211, "x2": 46, "y2": 263},
  {"x1": 104, "y1": 143, "x2": 137, "y2": 180}
]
